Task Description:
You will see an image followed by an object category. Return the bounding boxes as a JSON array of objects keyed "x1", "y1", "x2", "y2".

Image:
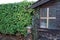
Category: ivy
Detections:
[{"x1": 0, "y1": 1, "x2": 33, "y2": 36}]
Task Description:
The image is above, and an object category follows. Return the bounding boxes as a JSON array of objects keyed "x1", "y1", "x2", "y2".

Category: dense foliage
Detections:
[{"x1": 0, "y1": 1, "x2": 33, "y2": 35}]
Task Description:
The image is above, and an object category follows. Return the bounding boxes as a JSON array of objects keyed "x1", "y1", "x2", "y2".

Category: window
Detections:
[
  {"x1": 40, "y1": 19, "x2": 47, "y2": 28},
  {"x1": 40, "y1": 7, "x2": 56, "y2": 28}
]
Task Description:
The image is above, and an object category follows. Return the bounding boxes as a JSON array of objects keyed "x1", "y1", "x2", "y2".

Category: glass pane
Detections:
[
  {"x1": 40, "y1": 8, "x2": 47, "y2": 17},
  {"x1": 49, "y1": 7, "x2": 56, "y2": 17},
  {"x1": 40, "y1": 19, "x2": 47, "y2": 28},
  {"x1": 48, "y1": 19, "x2": 56, "y2": 29}
]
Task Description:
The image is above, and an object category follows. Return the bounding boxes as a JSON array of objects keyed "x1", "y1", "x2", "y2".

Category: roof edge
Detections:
[{"x1": 30, "y1": 0, "x2": 51, "y2": 9}]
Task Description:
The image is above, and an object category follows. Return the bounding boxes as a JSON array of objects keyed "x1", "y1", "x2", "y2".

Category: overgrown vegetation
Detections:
[{"x1": 0, "y1": 1, "x2": 33, "y2": 36}]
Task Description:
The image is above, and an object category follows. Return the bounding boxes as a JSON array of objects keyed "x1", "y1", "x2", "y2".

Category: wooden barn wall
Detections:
[
  {"x1": 32, "y1": 1, "x2": 60, "y2": 40},
  {"x1": 38, "y1": 1, "x2": 60, "y2": 40},
  {"x1": 56, "y1": 2, "x2": 60, "y2": 28},
  {"x1": 32, "y1": 7, "x2": 40, "y2": 40}
]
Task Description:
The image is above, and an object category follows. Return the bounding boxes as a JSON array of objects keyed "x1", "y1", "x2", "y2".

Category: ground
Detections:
[{"x1": 0, "y1": 34, "x2": 25, "y2": 40}]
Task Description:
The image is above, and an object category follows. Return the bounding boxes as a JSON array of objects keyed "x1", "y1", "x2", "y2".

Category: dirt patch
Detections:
[{"x1": 0, "y1": 34, "x2": 25, "y2": 40}]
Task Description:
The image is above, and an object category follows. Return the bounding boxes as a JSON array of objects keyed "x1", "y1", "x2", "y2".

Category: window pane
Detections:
[
  {"x1": 48, "y1": 19, "x2": 57, "y2": 29},
  {"x1": 49, "y1": 7, "x2": 56, "y2": 17},
  {"x1": 40, "y1": 8, "x2": 47, "y2": 17},
  {"x1": 40, "y1": 19, "x2": 47, "y2": 28}
]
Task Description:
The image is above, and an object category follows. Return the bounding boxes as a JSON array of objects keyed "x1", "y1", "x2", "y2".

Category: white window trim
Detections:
[{"x1": 40, "y1": 8, "x2": 56, "y2": 28}]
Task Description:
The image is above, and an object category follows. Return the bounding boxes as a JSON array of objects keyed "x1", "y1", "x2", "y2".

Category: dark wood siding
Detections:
[
  {"x1": 32, "y1": 1, "x2": 60, "y2": 40},
  {"x1": 56, "y1": 2, "x2": 60, "y2": 29},
  {"x1": 32, "y1": 7, "x2": 40, "y2": 40}
]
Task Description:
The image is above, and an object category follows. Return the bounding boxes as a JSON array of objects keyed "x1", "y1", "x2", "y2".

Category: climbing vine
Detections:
[{"x1": 0, "y1": 1, "x2": 33, "y2": 36}]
